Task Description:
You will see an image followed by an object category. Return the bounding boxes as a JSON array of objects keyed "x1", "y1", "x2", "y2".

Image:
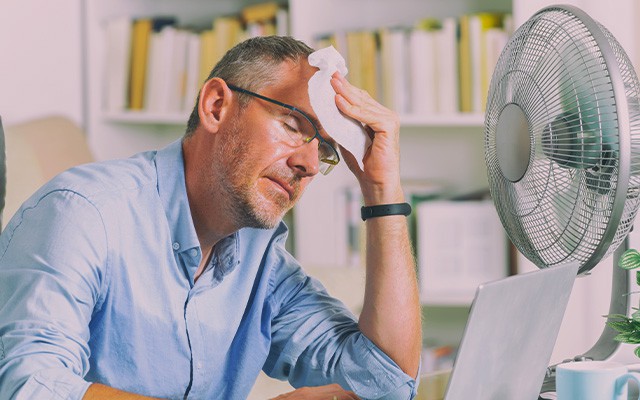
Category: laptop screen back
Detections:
[{"x1": 444, "y1": 262, "x2": 579, "y2": 400}]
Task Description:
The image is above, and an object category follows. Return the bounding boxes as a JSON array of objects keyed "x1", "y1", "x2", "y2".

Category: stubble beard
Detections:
[{"x1": 212, "y1": 116, "x2": 299, "y2": 230}]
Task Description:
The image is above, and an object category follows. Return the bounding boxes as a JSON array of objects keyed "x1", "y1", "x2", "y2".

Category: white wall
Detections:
[{"x1": 0, "y1": 0, "x2": 83, "y2": 128}]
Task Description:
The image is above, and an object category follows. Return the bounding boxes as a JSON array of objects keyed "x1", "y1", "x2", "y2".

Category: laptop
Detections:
[{"x1": 443, "y1": 262, "x2": 579, "y2": 400}]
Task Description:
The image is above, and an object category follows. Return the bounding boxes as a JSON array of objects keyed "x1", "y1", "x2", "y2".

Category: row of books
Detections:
[
  {"x1": 103, "y1": 2, "x2": 289, "y2": 114},
  {"x1": 315, "y1": 12, "x2": 513, "y2": 115},
  {"x1": 342, "y1": 182, "x2": 510, "y2": 305}
]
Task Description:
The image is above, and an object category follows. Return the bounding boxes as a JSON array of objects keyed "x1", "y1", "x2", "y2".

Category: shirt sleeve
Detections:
[
  {"x1": 262, "y1": 245, "x2": 418, "y2": 400},
  {"x1": 0, "y1": 190, "x2": 107, "y2": 400}
]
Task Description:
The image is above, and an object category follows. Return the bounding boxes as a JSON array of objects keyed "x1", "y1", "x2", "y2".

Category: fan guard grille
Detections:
[{"x1": 485, "y1": 6, "x2": 640, "y2": 273}]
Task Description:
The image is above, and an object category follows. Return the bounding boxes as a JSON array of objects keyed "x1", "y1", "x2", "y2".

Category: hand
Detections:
[
  {"x1": 330, "y1": 72, "x2": 403, "y2": 206},
  {"x1": 269, "y1": 383, "x2": 360, "y2": 400}
]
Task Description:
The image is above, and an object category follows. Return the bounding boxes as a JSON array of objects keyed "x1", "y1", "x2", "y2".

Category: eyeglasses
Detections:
[{"x1": 227, "y1": 83, "x2": 340, "y2": 175}]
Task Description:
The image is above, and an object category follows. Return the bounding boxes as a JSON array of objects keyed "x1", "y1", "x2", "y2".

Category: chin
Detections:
[{"x1": 240, "y1": 197, "x2": 289, "y2": 230}]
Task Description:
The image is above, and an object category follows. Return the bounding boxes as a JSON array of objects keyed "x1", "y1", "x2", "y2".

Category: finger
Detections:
[
  {"x1": 330, "y1": 78, "x2": 398, "y2": 134},
  {"x1": 331, "y1": 72, "x2": 375, "y2": 107}
]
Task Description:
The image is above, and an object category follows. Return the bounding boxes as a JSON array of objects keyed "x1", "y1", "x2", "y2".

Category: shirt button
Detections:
[
  {"x1": 172, "y1": 242, "x2": 180, "y2": 251},
  {"x1": 190, "y1": 249, "x2": 198, "y2": 257}
]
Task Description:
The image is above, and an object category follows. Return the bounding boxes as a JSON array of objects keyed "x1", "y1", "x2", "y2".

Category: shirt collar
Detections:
[{"x1": 155, "y1": 139, "x2": 200, "y2": 254}]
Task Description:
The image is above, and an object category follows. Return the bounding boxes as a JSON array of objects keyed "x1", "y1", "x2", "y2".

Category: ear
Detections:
[{"x1": 197, "y1": 78, "x2": 234, "y2": 133}]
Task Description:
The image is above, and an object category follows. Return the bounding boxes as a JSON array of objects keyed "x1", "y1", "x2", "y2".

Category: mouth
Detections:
[{"x1": 266, "y1": 176, "x2": 294, "y2": 200}]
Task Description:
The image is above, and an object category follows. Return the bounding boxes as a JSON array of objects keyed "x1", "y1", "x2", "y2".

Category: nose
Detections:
[{"x1": 287, "y1": 140, "x2": 320, "y2": 177}]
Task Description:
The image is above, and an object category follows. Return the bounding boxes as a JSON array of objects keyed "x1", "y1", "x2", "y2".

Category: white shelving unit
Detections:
[
  {"x1": 83, "y1": 0, "x2": 513, "y2": 309},
  {"x1": 84, "y1": 0, "x2": 511, "y2": 271}
]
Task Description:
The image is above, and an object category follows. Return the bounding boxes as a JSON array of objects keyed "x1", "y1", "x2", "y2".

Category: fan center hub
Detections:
[{"x1": 496, "y1": 103, "x2": 531, "y2": 182}]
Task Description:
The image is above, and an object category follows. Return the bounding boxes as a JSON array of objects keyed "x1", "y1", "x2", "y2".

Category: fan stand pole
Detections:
[
  {"x1": 581, "y1": 236, "x2": 634, "y2": 361},
  {"x1": 540, "y1": 236, "x2": 635, "y2": 394}
]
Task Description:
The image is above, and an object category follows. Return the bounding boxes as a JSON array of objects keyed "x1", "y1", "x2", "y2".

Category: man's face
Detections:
[{"x1": 211, "y1": 60, "x2": 323, "y2": 229}]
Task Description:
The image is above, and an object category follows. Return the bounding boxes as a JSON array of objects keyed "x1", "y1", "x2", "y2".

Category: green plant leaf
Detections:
[
  {"x1": 636, "y1": 270, "x2": 640, "y2": 287},
  {"x1": 608, "y1": 320, "x2": 634, "y2": 333},
  {"x1": 605, "y1": 314, "x2": 632, "y2": 320},
  {"x1": 619, "y1": 249, "x2": 640, "y2": 270},
  {"x1": 634, "y1": 346, "x2": 640, "y2": 358}
]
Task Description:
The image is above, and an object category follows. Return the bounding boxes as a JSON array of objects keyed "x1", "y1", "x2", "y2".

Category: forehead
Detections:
[{"x1": 260, "y1": 59, "x2": 319, "y2": 121}]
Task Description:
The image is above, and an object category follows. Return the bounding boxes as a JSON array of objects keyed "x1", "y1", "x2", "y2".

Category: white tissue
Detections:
[{"x1": 308, "y1": 46, "x2": 371, "y2": 170}]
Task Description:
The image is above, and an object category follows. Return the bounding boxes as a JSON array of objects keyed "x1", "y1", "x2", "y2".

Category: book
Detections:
[
  {"x1": 409, "y1": 20, "x2": 439, "y2": 115},
  {"x1": 435, "y1": 17, "x2": 459, "y2": 114},
  {"x1": 182, "y1": 31, "x2": 201, "y2": 112},
  {"x1": 346, "y1": 31, "x2": 364, "y2": 90},
  {"x1": 128, "y1": 18, "x2": 153, "y2": 110},
  {"x1": 213, "y1": 15, "x2": 242, "y2": 61},
  {"x1": 457, "y1": 15, "x2": 472, "y2": 113},
  {"x1": 359, "y1": 30, "x2": 379, "y2": 101},
  {"x1": 143, "y1": 29, "x2": 162, "y2": 111},
  {"x1": 199, "y1": 29, "x2": 217, "y2": 84},
  {"x1": 416, "y1": 198, "x2": 508, "y2": 304},
  {"x1": 470, "y1": 13, "x2": 504, "y2": 112},
  {"x1": 129, "y1": 16, "x2": 176, "y2": 111},
  {"x1": 241, "y1": 2, "x2": 279, "y2": 24},
  {"x1": 275, "y1": 8, "x2": 289, "y2": 36},
  {"x1": 379, "y1": 27, "x2": 409, "y2": 113},
  {"x1": 144, "y1": 25, "x2": 186, "y2": 113},
  {"x1": 104, "y1": 16, "x2": 132, "y2": 112},
  {"x1": 167, "y1": 28, "x2": 189, "y2": 113},
  {"x1": 482, "y1": 27, "x2": 509, "y2": 111}
]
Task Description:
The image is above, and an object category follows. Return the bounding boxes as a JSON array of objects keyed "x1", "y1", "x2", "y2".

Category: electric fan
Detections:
[{"x1": 484, "y1": 4, "x2": 640, "y2": 393}]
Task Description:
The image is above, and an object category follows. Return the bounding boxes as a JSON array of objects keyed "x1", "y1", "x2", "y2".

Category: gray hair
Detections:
[{"x1": 184, "y1": 35, "x2": 314, "y2": 137}]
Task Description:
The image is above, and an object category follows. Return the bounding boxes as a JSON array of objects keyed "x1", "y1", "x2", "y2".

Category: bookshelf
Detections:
[{"x1": 84, "y1": 0, "x2": 513, "y2": 306}]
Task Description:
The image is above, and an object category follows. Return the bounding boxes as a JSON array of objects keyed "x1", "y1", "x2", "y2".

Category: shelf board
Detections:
[
  {"x1": 103, "y1": 111, "x2": 486, "y2": 128},
  {"x1": 103, "y1": 111, "x2": 190, "y2": 125},
  {"x1": 421, "y1": 293, "x2": 475, "y2": 306},
  {"x1": 400, "y1": 113, "x2": 485, "y2": 127}
]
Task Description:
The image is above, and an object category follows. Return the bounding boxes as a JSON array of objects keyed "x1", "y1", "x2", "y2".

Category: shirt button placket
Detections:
[{"x1": 184, "y1": 292, "x2": 208, "y2": 398}]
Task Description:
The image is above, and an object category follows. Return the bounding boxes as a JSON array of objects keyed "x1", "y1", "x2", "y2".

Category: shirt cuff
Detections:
[{"x1": 340, "y1": 334, "x2": 418, "y2": 400}]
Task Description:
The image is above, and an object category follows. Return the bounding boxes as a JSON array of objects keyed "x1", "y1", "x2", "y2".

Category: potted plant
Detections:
[{"x1": 605, "y1": 249, "x2": 640, "y2": 357}]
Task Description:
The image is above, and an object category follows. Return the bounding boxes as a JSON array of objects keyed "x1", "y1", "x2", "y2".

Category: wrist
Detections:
[
  {"x1": 361, "y1": 184, "x2": 404, "y2": 206},
  {"x1": 361, "y1": 202, "x2": 412, "y2": 221}
]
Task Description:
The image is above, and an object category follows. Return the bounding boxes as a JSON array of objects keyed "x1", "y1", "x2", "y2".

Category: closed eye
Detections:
[{"x1": 281, "y1": 115, "x2": 303, "y2": 136}]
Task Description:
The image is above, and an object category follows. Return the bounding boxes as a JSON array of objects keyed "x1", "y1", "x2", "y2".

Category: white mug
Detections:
[{"x1": 556, "y1": 361, "x2": 640, "y2": 400}]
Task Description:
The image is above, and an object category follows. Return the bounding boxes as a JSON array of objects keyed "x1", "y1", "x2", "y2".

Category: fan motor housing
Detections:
[{"x1": 496, "y1": 103, "x2": 531, "y2": 182}]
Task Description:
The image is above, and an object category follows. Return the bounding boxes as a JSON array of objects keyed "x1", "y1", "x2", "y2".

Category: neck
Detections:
[{"x1": 182, "y1": 135, "x2": 239, "y2": 251}]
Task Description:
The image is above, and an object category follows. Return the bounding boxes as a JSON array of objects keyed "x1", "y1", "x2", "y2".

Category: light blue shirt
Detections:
[{"x1": 0, "y1": 139, "x2": 416, "y2": 399}]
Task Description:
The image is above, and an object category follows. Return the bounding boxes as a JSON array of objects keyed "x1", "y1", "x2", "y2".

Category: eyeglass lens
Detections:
[{"x1": 279, "y1": 108, "x2": 339, "y2": 172}]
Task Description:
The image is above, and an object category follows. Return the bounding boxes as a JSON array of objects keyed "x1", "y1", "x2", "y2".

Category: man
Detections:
[{"x1": 0, "y1": 36, "x2": 421, "y2": 399}]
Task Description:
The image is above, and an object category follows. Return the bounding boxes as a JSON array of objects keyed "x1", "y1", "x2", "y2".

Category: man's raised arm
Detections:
[{"x1": 330, "y1": 72, "x2": 422, "y2": 377}]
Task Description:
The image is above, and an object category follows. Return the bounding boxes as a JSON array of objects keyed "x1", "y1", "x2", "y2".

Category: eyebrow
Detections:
[
  {"x1": 303, "y1": 111, "x2": 324, "y2": 134},
  {"x1": 228, "y1": 84, "x2": 325, "y2": 135}
]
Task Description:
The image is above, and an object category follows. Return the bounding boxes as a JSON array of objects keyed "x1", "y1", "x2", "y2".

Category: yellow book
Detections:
[
  {"x1": 458, "y1": 15, "x2": 472, "y2": 113},
  {"x1": 359, "y1": 30, "x2": 378, "y2": 101},
  {"x1": 199, "y1": 29, "x2": 217, "y2": 84},
  {"x1": 263, "y1": 21, "x2": 276, "y2": 36},
  {"x1": 214, "y1": 16, "x2": 242, "y2": 62},
  {"x1": 346, "y1": 31, "x2": 364, "y2": 89},
  {"x1": 129, "y1": 18, "x2": 153, "y2": 110},
  {"x1": 241, "y1": 2, "x2": 279, "y2": 24}
]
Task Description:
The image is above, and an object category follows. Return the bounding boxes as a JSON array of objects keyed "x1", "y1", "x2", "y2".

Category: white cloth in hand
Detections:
[{"x1": 308, "y1": 46, "x2": 371, "y2": 170}]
